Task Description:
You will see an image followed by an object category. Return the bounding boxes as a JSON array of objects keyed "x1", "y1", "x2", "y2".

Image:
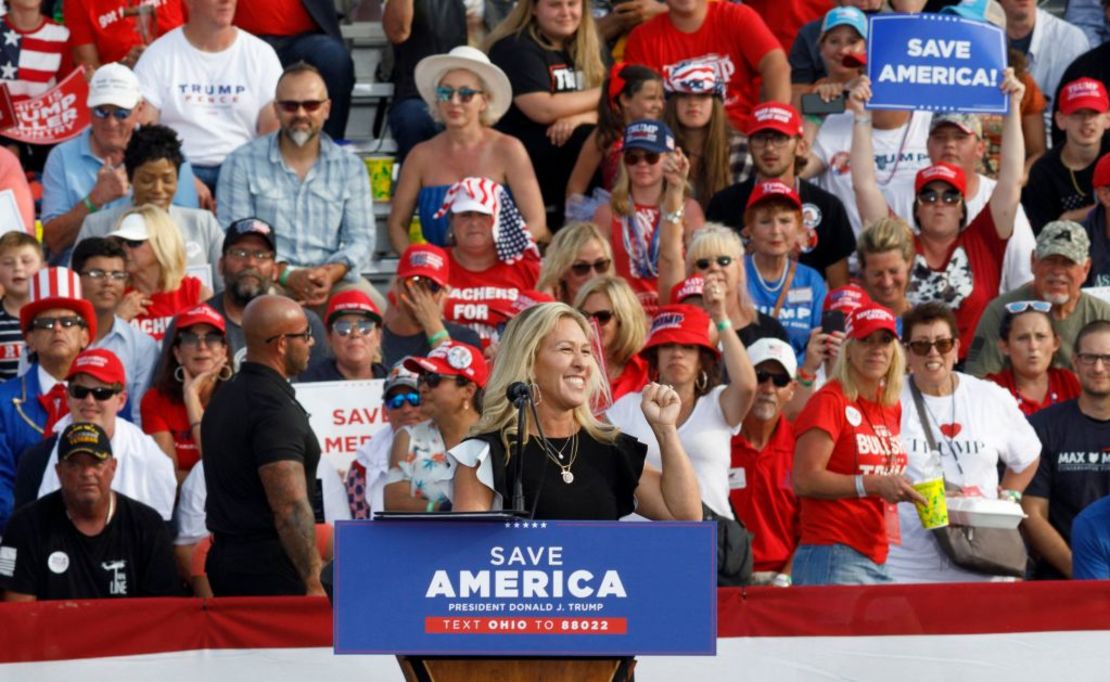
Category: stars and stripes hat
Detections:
[
  {"x1": 434, "y1": 176, "x2": 539, "y2": 265},
  {"x1": 20, "y1": 267, "x2": 97, "y2": 339},
  {"x1": 663, "y1": 60, "x2": 724, "y2": 98}
]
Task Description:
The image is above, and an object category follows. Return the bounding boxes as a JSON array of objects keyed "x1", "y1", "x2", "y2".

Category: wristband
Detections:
[
  {"x1": 1000, "y1": 489, "x2": 1022, "y2": 504},
  {"x1": 83, "y1": 195, "x2": 99, "y2": 213},
  {"x1": 855, "y1": 475, "x2": 867, "y2": 498},
  {"x1": 771, "y1": 573, "x2": 792, "y2": 588},
  {"x1": 278, "y1": 266, "x2": 295, "y2": 287},
  {"x1": 427, "y1": 329, "x2": 449, "y2": 346},
  {"x1": 189, "y1": 421, "x2": 202, "y2": 430},
  {"x1": 853, "y1": 115, "x2": 872, "y2": 125},
  {"x1": 425, "y1": 499, "x2": 436, "y2": 512},
  {"x1": 661, "y1": 205, "x2": 685, "y2": 223},
  {"x1": 797, "y1": 368, "x2": 816, "y2": 388},
  {"x1": 715, "y1": 319, "x2": 731, "y2": 333}
]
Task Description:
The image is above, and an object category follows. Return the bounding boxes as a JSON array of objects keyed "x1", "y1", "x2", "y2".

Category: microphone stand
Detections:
[{"x1": 511, "y1": 392, "x2": 528, "y2": 516}]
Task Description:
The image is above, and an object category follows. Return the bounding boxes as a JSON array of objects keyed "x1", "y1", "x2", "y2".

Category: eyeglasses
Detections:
[
  {"x1": 695, "y1": 255, "x2": 733, "y2": 270},
  {"x1": 265, "y1": 327, "x2": 313, "y2": 344},
  {"x1": 31, "y1": 316, "x2": 86, "y2": 331},
  {"x1": 756, "y1": 370, "x2": 791, "y2": 387},
  {"x1": 178, "y1": 331, "x2": 226, "y2": 348},
  {"x1": 67, "y1": 384, "x2": 121, "y2": 401},
  {"x1": 1004, "y1": 300, "x2": 1052, "y2": 314},
  {"x1": 1076, "y1": 353, "x2": 1110, "y2": 367},
  {"x1": 580, "y1": 309, "x2": 615, "y2": 326},
  {"x1": 623, "y1": 150, "x2": 661, "y2": 166},
  {"x1": 419, "y1": 372, "x2": 469, "y2": 388},
  {"x1": 749, "y1": 132, "x2": 792, "y2": 148},
  {"x1": 859, "y1": 331, "x2": 897, "y2": 347},
  {"x1": 906, "y1": 337, "x2": 956, "y2": 356},
  {"x1": 225, "y1": 247, "x2": 275, "y2": 261},
  {"x1": 435, "y1": 86, "x2": 483, "y2": 104},
  {"x1": 917, "y1": 188, "x2": 962, "y2": 205},
  {"x1": 333, "y1": 319, "x2": 376, "y2": 337},
  {"x1": 406, "y1": 276, "x2": 442, "y2": 294},
  {"x1": 570, "y1": 258, "x2": 611, "y2": 276},
  {"x1": 91, "y1": 106, "x2": 132, "y2": 121},
  {"x1": 276, "y1": 99, "x2": 326, "y2": 113},
  {"x1": 81, "y1": 269, "x2": 128, "y2": 282},
  {"x1": 385, "y1": 391, "x2": 421, "y2": 409}
]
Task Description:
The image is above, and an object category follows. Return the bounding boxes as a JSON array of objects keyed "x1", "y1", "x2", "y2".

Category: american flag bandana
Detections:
[
  {"x1": 433, "y1": 176, "x2": 539, "y2": 264},
  {"x1": 663, "y1": 59, "x2": 725, "y2": 98}
]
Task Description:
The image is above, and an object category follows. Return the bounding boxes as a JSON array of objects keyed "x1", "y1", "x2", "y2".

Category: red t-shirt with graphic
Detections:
[
  {"x1": 445, "y1": 252, "x2": 540, "y2": 346},
  {"x1": 65, "y1": 0, "x2": 186, "y2": 65},
  {"x1": 793, "y1": 380, "x2": 907, "y2": 564},
  {"x1": 730, "y1": 417, "x2": 800, "y2": 572},
  {"x1": 986, "y1": 366, "x2": 1081, "y2": 417},
  {"x1": 624, "y1": 1, "x2": 781, "y2": 132},
  {"x1": 140, "y1": 387, "x2": 198, "y2": 472},
  {"x1": 129, "y1": 275, "x2": 203, "y2": 342},
  {"x1": 908, "y1": 209, "x2": 1007, "y2": 361}
]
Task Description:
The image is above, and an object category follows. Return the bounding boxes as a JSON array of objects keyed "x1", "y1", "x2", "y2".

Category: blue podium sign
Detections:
[
  {"x1": 333, "y1": 520, "x2": 717, "y2": 656},
  {"x1": 867, "y1": 14, "x2": 1008, "y2": 114}
]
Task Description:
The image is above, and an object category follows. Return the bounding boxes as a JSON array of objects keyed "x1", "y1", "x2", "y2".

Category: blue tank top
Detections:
[{"x1": 417, "y1": 185, "x2": 452, "y2": 246}]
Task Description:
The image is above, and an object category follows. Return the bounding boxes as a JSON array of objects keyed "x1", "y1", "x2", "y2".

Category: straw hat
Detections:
[{"x1": 414, "y1": 46, "x2": 512, "y2": 124}]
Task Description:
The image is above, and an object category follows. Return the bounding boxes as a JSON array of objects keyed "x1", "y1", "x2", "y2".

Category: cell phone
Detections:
[
  {"x1": 801, "y1": 93, "x2": 846, "y2": 116},
  {"x1": 821, "y1": 310, "x2": 846, "y2": 335}
]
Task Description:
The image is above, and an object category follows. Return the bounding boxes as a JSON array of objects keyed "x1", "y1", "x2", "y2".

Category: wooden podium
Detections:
[{"x1": 397, "y1": 655, "x2": 634, "y2": 681}]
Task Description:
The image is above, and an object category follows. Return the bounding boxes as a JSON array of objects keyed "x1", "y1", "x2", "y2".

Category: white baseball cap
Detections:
[
  {"x1": 87, "y1": 63, "x2": 142, "y2": 110},
  {"x1": 747, "y1": 338, "x2": 798, "y2": 379},
  {"x1": 108, "y1": 213, "x2": 150, "y2": 241}
]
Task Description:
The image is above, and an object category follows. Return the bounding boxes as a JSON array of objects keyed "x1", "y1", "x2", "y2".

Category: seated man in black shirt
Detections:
[
  {"x1": 0, "y1": 423, "x2": 178, "y2": 601},
  {"x1": 705, "y1": 102, "x2": 855, "y2": 288}
]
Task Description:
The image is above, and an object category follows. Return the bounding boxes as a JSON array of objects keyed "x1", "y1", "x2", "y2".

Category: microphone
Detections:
[{"x1": 507, "y1": 381, "x2": 532, "y2": 406}]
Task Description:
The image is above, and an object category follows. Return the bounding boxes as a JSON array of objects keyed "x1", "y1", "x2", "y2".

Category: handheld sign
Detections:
[
  {"x1": 867, "y1": 14, "x2": 1008, "y2": 114},
  {"x1": 0, "y1": 69, "x2": 91, "y2": 145},
  {"x1": 334, "y1": 520, "x2": 717, "y2": 656},
  {"x1": 293, "y1": 379, "x2": 386, "y2": 477}
]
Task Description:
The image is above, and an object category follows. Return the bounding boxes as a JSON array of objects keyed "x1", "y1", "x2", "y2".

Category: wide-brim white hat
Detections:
[{"x1": 414, "y1": 46, "x2": 512, "y2": 125}]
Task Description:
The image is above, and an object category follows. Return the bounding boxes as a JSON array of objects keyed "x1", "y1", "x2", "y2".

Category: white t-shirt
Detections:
[
  {"x1": 606, "y1": 385, "x2": 739, "y2": 518},
  {"x1": 813, "y1": 110, "x2": 933, "y2": 238},
  {"x1": 887, "y1": 373, "x2": 1040, "y2": 584},
  {"x1": 134, "y1": 27, "x2": 283, "y2": 166}
]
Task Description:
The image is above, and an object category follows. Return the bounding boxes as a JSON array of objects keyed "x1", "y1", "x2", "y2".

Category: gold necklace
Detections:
[
  {"x1": 539, "y1": 432, "x2": 579, "y2": 484},
  {"x1": 1068, "y1": 167, "x2": 1089, "y2": 198}
]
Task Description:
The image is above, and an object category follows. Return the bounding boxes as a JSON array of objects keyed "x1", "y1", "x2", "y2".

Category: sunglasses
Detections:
[
  {"x1": 118, "y1": 238, "x2": 145, "y2": 249},
  {"x1": 276, "y1": 99, "x2": 326, "y2": 113},
  {"x1": 386, "y1": 391, "x2": 422, "y2": 409},
  {"x1": 623, "y1": 150, "x2": 661, "y2": 166},
  {"x1": 81, "y1": 268, "x2": 128, "y2": 282},
  {"x1": 406, "y1": 276, "x2": 442, "y2": 294},
  {"x1": 1004, "y1": 300, "x2": 1052, "y2": 314},
  {"x1": 265, "y1": 327, "x2": 313, "y2": 344},
  {"x1": 31, "y1": 316, "x2": 86, "y2": 331},
  {"x1": 917, "y1": 188, "x2": 962, "y2": 205},
  {"x1": 756, "y1": 370, "x2": 791, "y2": 387},
  {"x1": 92, "y1": 106, "x2": 132, "y2": 120},
  {"x1": 581, "y1": 309, "x2": 615, "y2": 326},
  {"x1": 178, "y1": 331, "x2": 226, "y2": 348},
  {"x1": 435, "y1": 86, "x2": 483, "y2": 103},
  {"x1": 225, "y1": 247, "x2": 275, "y2": 261},
  {"x1": 67, "y1": 384, "x2": 121, "y2": 401},
  {"x1": 333, "y1": 319, "x2": 376, "y2": 337},
  {"x1": 570, "y1": 258, "x2": 611, "y2": 276},
  {"x1": 419, "y1": 372, "x2": 469, "y2": 389},
  {"x1": 906, "y1": 337, "x2": 956, "y2": 356},
  {"x1": 695, "y1": 255, "x2": 733, "y2": 270}
]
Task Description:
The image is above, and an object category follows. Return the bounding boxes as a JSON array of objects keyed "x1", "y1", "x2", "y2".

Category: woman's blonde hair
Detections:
[
  {"x1": 535, "y1": 221, "x2": 613, "y2": 301},
  {"x1": 483, "y1": 0, "x2": 605, "y2": 91},
  {"x1": 118, "y1": 203, "x2": 185, "y2": 292},
  {"x1": 474, "y1": 302, "x2": 618, "y2": 455},
  {"x1": 684, "y1": 223, "x2": 755, "y2": 312},
  {"x1": 664, "y1": 94, "x2": 731, "y2": 209},
  {"x1": 827, "y1": 337, "x2": 905, "y2": 407},
  {"x1": 857, "y1": 216, "x2": 915, "y2": 268},
  {"x1": 572, "y1": 275, "x2": 647, "y2": 366}
]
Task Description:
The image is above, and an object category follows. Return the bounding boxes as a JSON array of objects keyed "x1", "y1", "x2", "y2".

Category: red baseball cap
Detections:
[
  {"x1": 641, "y1": 304, "x2": 718, "y2": 357},
  {"x1": 397, "y1": 244, "x2": 450, "y2": 287},
  {"x1": 66, "y1": 348, "x2": 126, "y2": 386},
  {"x1": 914, "y1": 162, "x2": 967, "y2": 197},
  {"x1": 747, "y1": 103, "x2": 803, "y2": 138},
  {"x1": 670, "y1": 275, "x2": 705, "y2": 303},
  {"x1": 746, "y1": 180, "x2": 802, "y2": 211},
  {"x1": 823, "y1": 284, "x2": 872, "y2": 316},
  {"x1": 845, "y1": 304, "x2": 898, "y2": 341},
  {"x1": 1059, "y1": 77, "x2": 1110, "y2": 115},
  {"x1": 1095, "y1": 152, "x2": 1110, "y2": 189},
  {"x1": 173, "y1": 304, "x2": 226, "y2": 334},
  {"x1": 404, "y1": 341, "x2": 489, "y2": 388},
  {"x1": 325, "y1": 290, "x2": 382, "y2": 326}
]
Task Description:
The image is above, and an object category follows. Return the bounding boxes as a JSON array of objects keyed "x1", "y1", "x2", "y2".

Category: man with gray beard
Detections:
[
  {"x1": 206, "y1": 218, "x2": 327, "y2": 370},
  {"x1": 728, "y1": 338, "x2": 801, "y2": 588},
  {"x1": 216, "y1": 62, "x2": 375, "y2": 308}
]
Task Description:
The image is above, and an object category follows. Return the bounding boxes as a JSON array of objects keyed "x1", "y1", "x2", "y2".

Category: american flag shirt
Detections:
[{"x1": 0, "y1": 15, "x2": 72, "y2": 101}]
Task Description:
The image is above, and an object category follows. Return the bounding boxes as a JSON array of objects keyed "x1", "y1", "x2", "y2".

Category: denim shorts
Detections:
[{"x1": 792, "y1": 543, "x2": 894, "y2": 586}]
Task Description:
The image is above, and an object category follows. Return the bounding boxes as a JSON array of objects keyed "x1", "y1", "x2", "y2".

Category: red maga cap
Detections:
[
  {"x1": 746, "y1": 180, "x2": 802, "y2": 211},
  {"x1": 1059, "y1": 77, "x2": 1109, "y2": 116},
  {"x1": 747, "y1": 103, "x2": 803, "y2": 138},
  {"x1": 174, "y1": 304, "x2": 227, "y2": 334},
  {"x1": 66, "y1": 348, "x2": 126, "y2": 386},
  {"x1": 641, "y1": 304, "x2": 717, "y2": 356},
  {"x1": 845, "y1": 304, "x2": 898, "y2": 341},
  {"x1": 914, "y1": 162, "x2": 967, "y2": 197},
  {"x1": 404, "y1": 341, "x2": 489, "y2": 388},
  {"x1": 325, "y1": 290, "x2": 382, "y2": 326},
  {"x1": 397, "y1": 244, "x2": 450, "y2": 287}
]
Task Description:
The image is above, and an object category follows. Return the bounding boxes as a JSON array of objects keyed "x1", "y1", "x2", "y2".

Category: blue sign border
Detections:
[
  {"x1": 333, "y1": 520, "x2": 718, "y2": 656},
  {"x1": 867, "y1": 13, "x2": 1009, "y2": 114}
]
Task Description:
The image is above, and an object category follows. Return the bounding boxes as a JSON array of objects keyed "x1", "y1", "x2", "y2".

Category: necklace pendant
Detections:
[{"x1": 561, "y1": 470, "x2": 575, "y2": 484}]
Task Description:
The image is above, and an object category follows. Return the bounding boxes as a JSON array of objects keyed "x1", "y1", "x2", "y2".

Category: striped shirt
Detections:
[
  {"x1": 0, "y1": 300, "x2": 24, "y2": 380},
  {"x1": 0, "y1": 16, "x2": 72, "y2": 101}
]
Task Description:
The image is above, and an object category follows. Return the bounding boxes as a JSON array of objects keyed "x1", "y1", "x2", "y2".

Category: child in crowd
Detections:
[
  {"x1": 743, "y1": 180, "x2": 825, "y2": 359},
  {"x1": 0, "y1": 231, "x2": 44, "y2": 379}
]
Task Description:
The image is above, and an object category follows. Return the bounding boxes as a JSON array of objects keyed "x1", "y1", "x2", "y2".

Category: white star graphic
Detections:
[
  {"x1": 532, "y1": 522, "x2": 539, "y2": 528},
  {"x1": 513, "y1": 522, "x2": 520, "y2": 528},
  {"x1": 3, "y1": 30, "x2": 18, "y2": 47},
  {"x1": 0, "y1": 62, "x2": 15, "y2": 80},
  {"x1": 504, "y1": 522, "x2": 511, "y2": 528},
  {"x1": 540, "y1": 522, "x2": 547, "y2": 528}
]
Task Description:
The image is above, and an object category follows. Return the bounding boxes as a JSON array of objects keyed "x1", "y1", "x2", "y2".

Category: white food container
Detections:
[{"x1": 946, "y1": 497, "x2": 1027, "y2": 529}]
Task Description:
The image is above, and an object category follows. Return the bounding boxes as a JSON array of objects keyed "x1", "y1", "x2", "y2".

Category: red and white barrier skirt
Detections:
[{"x1": 1, "y1": 582, "x2": 1109, "y2": 680}]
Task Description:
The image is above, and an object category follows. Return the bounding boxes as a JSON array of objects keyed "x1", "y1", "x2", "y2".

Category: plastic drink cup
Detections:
[
  {"x1": 364, "y1": 155, "x2": 394, "y2": 201},
  {"x1": 912, "y1": 477, "x2": 949, "y2": 529}
]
